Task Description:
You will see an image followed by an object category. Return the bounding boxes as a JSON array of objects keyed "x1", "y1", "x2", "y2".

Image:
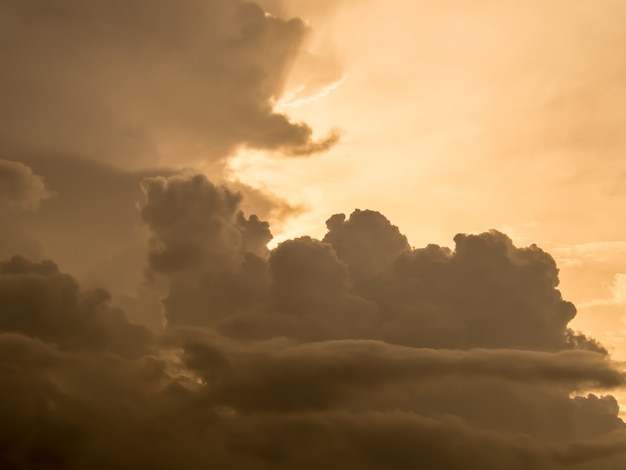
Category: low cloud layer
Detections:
[
  {"x1": 0, "y1": 0, "x2": 338, "y2": 167},
  {"x1": 1, "y1": 172, "x2": 624, "y2": 468}
]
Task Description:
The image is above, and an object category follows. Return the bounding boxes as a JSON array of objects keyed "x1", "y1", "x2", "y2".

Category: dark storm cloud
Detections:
[
  {"x1": 0, "y1": 0, "x2": 338, "y2": 167},
  {"x1": 1, "y1": 172, "x2": 626, "y2": 468}
]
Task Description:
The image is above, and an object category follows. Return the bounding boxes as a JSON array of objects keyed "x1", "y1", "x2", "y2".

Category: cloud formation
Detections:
[
  {"x1": 0, "y1": 160, "x2": 51, "y2": 263},
  {"x1": 0, "y1": 0, "x2": 338, "y2": 167},
  {"x1": 0, "y1": 256, "x2": 151, "y2": 358},
  {"x1": 0, "y1": 160, "x2": 51, "y2": 211},
  {"x1": 140, "y1": 174, "x2": 273, "y2": 329},
  {"x1": 1, "y1": 172, "x2": 625, "y2": 468}
]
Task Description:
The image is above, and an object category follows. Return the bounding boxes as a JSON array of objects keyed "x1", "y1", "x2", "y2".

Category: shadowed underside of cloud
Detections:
[
  {"x1": 0, "y1": 0, "x2": 339, "y2": 167},
  {"x1": 0, "y1": 172, "x2": 625, "y2": 468}
]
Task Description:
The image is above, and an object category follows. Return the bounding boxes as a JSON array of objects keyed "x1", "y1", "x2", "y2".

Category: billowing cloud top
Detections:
[
  {"x1": 2, "y1": 172, "x2": 622, "y2": 468},
  {"x1": 0, "y1": 0, "x2": 339, "y2": 166},
  {"x1": 0, "y1": 160, "x2": 51, "y2": 211}
]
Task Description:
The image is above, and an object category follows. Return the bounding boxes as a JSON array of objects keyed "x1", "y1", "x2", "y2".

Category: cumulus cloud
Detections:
[
  {"x1": 0, "y1": 256, "x2": 151, "y2": 358},
  {"x1": 0, "y1": 160, "x2": 51, "y2": 211},
  {"x1": 137, "y1": 175, "x2": 610, "y2": 351},
  {"x1": 0, "y1": 160, "x2": 50, "y2": 261},
  {"x1": 0, "y1": 0, "x2": 338, "y2": 167},
  {"x1": 140, "y1": 174, "x2": 272, "y2": 327},
  {"x1": 1, "y1": 173, "x2": 625, "y2": 468}
]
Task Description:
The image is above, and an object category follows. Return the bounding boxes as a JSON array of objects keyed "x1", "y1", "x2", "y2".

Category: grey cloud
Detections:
[
  {"x1": 0, "y1": 0, "x2": 338, "y2": 168},
  {"x1": 324, "y1": 211, "x2": 584, "y2": 351},
  {"x1": 3, "y1": 326, "x2": 625, "y2": 469},
  {"x1": 213, "y1": 411, "x2": 589, "y2": 470},
  {"x1": 0, "y1": 255, "x2": 151, "y2": 359},
  {"x1": 1, "y1": 174, "x2": 626, "y2": 468},
  {"x1": 0, "y1": 332, "x2": 178, "y2": 469},
  {"x1": 0, "y1": 155, "x2": 176, "y2": 330},
  {"x1": 179, "y1": 339, "x2": 624, "y2": 414},
  {"x1": 0, "y1": 224, "x2": 43, "y2": 264},
  {"x1": 140, "y1": 174, "x2": 271, "y2": 327},
  {"x1": 0, "y1": 159, "x2": 51, "y2": 211},
  {"x1": 258, "y1": 236, "x2": 381, "y2": 340},
  {"x1": 269, "y1": 236, "x2": 351, "y2": 312},
  {"x1": 552, "y1": 429, "x2": 626, "y2": 466},
  {"x1": 323, "y1": 209, "x2": 411, "y2": 282},
  {"x1": 13, "y1": 155, "x2": 173, "y2": 278},
  {"x1": 141, "y1": 176, "x2": 608, "y2": 352},
  {"x1": 141, "y1": 174, "x2": 247, "y2": 274}
]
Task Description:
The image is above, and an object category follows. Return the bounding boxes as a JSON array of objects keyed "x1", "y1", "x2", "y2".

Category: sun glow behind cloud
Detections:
[{"x1": 276, "y1": 74, "x2": 348, "y2": 109}]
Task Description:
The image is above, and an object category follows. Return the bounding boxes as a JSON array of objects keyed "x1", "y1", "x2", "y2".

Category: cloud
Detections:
[
  {"x1": 0, "y1": 255, "x2": 152, "y2": 359},
  {"x1": 179, "y1": 339, "x2": 624, "y2": 413},
  {"x1": 0, "y1": 159, "x2": 51, "y2": 211},
  {"x1": 140, "y1": 176, "x2": 607, "y2": 350},
  {"x1": 1, "y1": 173, "x2": 626, "y2": 468},
  {"x1": 0, "y1": 156, "x2": 177, "y2": 331},
  {"x1": 257, "y1": 0, "x2": 351, "y2": 108},
  {"x1": 0, "y1": 160, "x2": 50, "y2": 262},
  {"x1": 11, "y1": 155, "x2": 173, "y2": 279},
  {"x1": 0, "y1": 0, "x2": 338, "y2": 167},
  {"x1": 324, "y1": 211, "x2": 588, "y2": 351},
  {"x1": 323, "y1": 209, "x2": 411, "y2": 282},
  {"x1": 140, "y1": 174, "x2": 272, "y2": 327}
]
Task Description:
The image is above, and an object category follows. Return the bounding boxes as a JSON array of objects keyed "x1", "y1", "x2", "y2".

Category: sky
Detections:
[{"x1": 2, "y1": 0, "x2": 626, "y2": 468}]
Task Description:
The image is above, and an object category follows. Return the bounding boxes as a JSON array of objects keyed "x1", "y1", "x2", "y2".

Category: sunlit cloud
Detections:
[{"x1": 276, "y1": 74, "x2": 348, "y2": 109}]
